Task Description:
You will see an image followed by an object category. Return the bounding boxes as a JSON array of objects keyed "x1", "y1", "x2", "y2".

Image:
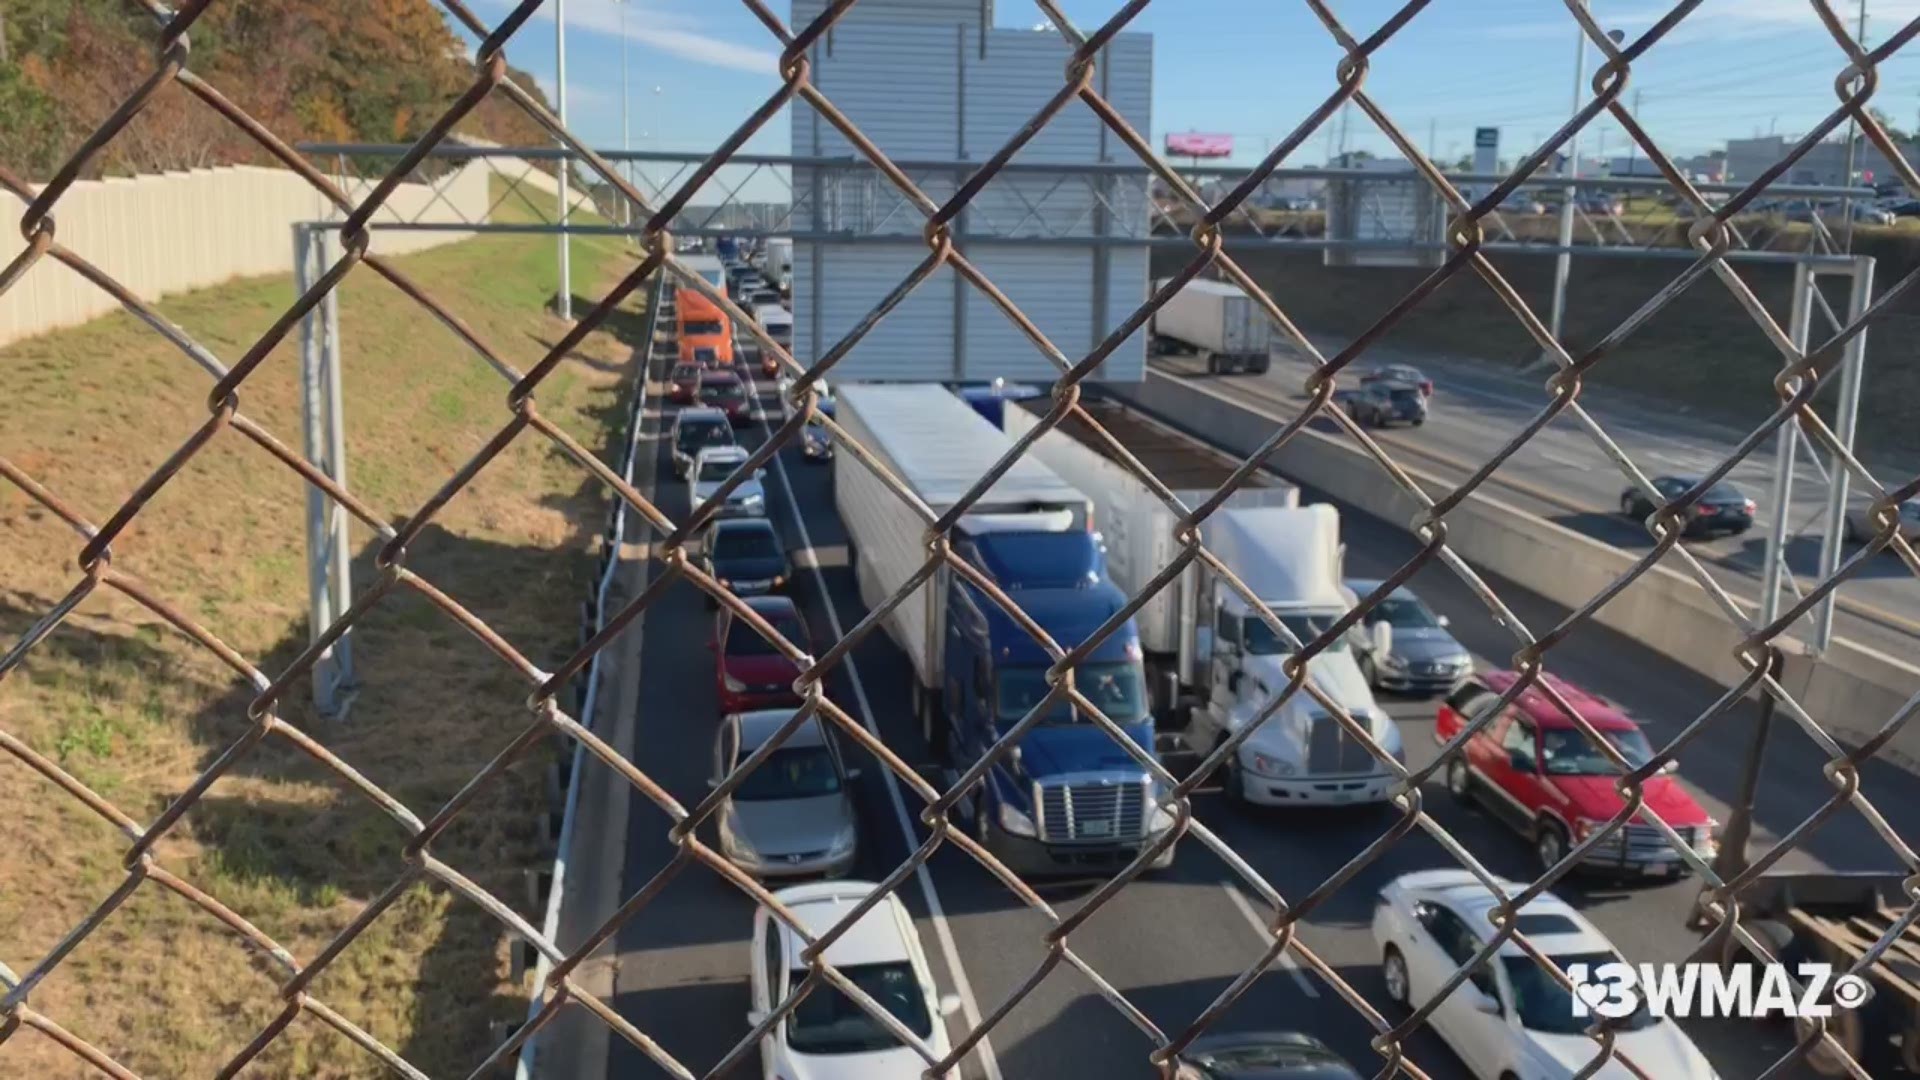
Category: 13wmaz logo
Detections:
[{"x1": 1565, "y1": 962, "x2": 1872, "y2": 1019}]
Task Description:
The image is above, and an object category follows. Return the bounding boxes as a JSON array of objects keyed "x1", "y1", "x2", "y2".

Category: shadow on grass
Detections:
[{"x1": 0, "y1": 348, "x2": 647, "y2": 1074}]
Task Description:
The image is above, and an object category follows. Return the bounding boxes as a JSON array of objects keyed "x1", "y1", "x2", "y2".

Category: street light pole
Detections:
[
  {"x1": 1546, "y1": 6, "x2": 1589, "y2": 359},
  {"x1": 618, "y1": 0, "x2": 631, "y2": 231},
  {"x1": 555, "y1": 0, "x2": 572, "y2": 320}
]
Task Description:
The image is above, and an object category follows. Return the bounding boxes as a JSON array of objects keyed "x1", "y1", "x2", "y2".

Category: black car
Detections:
[
  {"x1": 1173, "y1": 1032, "x2": 1364, "y2": 1080},
  {"x1": 1620, "y1": 474, "x2": 1755, "y2": 537},
  {"x1": 702, "y1": 518, "x2": 790, "y2": 601},
  {"x1": 1342, "y1": 381, "x2": 1427, "y2": 428}
]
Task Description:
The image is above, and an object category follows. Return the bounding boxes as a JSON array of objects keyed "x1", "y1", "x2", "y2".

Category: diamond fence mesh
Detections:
[{"x1": 6, "y1": 1, "x2": 1920, "y2": 1078}]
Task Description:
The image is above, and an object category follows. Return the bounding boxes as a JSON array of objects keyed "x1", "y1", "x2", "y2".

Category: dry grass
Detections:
[{"x1": 0, "y1": 185, "x2": 645, "y2": 1077}]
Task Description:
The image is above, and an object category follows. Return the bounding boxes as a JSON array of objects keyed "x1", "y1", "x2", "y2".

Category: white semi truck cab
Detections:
[{"x1": 1185, "y1": 504, "x2": 1405, "y2": 807}]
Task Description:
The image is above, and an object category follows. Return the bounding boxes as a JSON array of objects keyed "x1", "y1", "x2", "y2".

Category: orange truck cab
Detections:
[{"x1": 676, "y1": 291, "x2": 734, "y2": 367}]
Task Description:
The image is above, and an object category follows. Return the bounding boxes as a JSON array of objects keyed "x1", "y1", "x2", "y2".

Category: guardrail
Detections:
[{"x1": 516, "y1": 270, "x2": 665, "y2": 1079}]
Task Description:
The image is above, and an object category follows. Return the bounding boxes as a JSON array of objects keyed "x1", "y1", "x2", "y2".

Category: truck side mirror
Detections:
[
  {"x1": 1227, "y1": 670, "x2": 1243, "y2": 694},
  {"x1": 1507, "y1": 748, "x2": 1534, "y2": 772},
  {"x1": 1371, "y1": 620, "x2": 1393, "y2": 657}
]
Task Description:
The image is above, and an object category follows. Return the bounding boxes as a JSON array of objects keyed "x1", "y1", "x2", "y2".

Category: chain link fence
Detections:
[{"x1": 6, "y1": 0, "x2": 1920, "y2": 1077}]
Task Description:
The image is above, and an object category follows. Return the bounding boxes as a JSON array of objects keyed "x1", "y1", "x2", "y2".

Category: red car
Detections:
[
  {"x1": 711, "y1": 595, "x2": 808, "y2": 713},
  {"x1": 698, "y1": 369, "x2": 751, "y2": 425},
  {"x1": 1360, "y1": 363, "x2": 1433, "y2": 398},
  {"x1": 1436, "y1": 671, "x2": 1716, "y2": 878},
  {"x1": 668, "y1": 362, "x2": 702, "y2": 405}
]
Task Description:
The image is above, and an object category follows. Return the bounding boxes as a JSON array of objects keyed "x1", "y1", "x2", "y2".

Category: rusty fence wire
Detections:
[{"x1": 6, "y1": 1, "x2": 1920, "y2": 1078}]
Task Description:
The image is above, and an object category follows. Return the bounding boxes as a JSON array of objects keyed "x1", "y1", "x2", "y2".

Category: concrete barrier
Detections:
[{"x1": 1097, "y1": 369, "x2": 1920, "y2": 771}]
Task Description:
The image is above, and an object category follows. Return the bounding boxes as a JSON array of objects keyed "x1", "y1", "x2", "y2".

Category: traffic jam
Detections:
[{"x1": 626, "y1": 237, "x2": 1885, "y2": 1080}]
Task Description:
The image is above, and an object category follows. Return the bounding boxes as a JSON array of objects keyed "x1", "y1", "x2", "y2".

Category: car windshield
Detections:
[
  {"x1": 1538, "y1": 727, "x2": 1655, "y2": 775},
  {"x1": 1244, "y1": 613, "x2": 1348, "y2": 654},
  {"x1": 676, "y1": 422, "x2": 731, "y2": 453},
  {"x1": 733, "y1": 745, "x2": 839, "y2": 800},
  {"x1": 1370, "y1": 595, "x2": 1441, "y2": 630},
  {"x1": 682, "y1": 319, "x2": 723, "y2": 336},
  {"x1": 996, "y1": 661, "x2": 1148, "y2": 723},
  {"x1": 698, "y1": 459, "x2": 744, "y2": 483},
  {"x1": 1390, "y1": 388, "x2": 1422, "y2": 403},
  {"x1": 703, "y1": 380, "x2": 746, "y2": 402},
  {"x1": 785, "y1": 961, "x2": 933, "y2": 1055},
  {"x1": 1502, "y1": 954, "x2": 1658, "y2": 1034},
  {"x1": 1703, "y1": 484, "x2": 1745, "y2": 503},
  {"x1": 714, "y1": 527, "x2": 780, "y2": 560},
  {"x1": 725, "y1": 615, "x2": 802, "y2": 657},
  {"x1": 672, "y1": 365, "x2": 699, "y2": 381}
]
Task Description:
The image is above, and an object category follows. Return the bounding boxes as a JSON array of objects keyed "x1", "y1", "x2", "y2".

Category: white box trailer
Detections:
[
  {"x1": 833, "y1": 383, "x2": 1091, "y2": 694},
  {"x1": 761, "y1": 238, "x2": 793, "y2": 290},
  {"x1": 1150, "y1": 278, "x2": 1273, "y2": 375},
  {"x1": 1001, "y1": 401, "x2": 1296, "y2": 703}
]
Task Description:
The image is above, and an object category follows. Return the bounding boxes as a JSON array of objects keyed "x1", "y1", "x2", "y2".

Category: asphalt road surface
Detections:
[
  {"x1": 605, "y1": 350, "x2": 1917, "y2": 1078},
  {"x1": 1152, "y1": 343, "x2": 1920, "y2": 660}
]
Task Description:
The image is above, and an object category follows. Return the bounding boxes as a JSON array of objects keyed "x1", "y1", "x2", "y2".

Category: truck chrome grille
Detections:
[
  {"x1": 1036, "y1": 779, "x2": 1145, "y2": 844},
  {"x1": 1306, "y1": 714, "x2": 1377, "y2": 775}
]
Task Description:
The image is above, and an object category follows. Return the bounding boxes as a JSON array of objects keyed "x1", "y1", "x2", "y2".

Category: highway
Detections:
[
  {"x1": 1150, "y1": 339, "x2": 1920, "y2": 660},
  {"x1": 603, "y1": 333, "x2": 1920, "y2": 1079}
]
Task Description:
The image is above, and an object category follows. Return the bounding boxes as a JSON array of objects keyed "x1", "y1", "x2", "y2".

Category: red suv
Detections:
[
  {"x1": 711, "y1": 595, "x2": 808, "y2": 713},
  {"x1": 1436, "y1": 671, "x2": 1716, "y2": 878}
]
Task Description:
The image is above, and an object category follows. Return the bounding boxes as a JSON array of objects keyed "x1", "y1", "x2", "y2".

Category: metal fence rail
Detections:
[{"x1": 5, "y1": 1, "x2": 1920, "y2": 1078}]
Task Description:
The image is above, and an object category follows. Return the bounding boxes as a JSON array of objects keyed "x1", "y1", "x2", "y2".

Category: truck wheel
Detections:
[{"x1": 1203, "y1": 352, "x2": 1220, "y2": 375}]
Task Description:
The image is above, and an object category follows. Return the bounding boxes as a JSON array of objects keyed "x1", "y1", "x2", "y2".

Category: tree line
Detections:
[{"x1": 0, "y1": 0, "x2": 557, "y2": 181}]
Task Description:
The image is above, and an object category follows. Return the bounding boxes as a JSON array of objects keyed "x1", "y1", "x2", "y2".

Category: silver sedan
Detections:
[
  {"x1": 1844, "y1": 498, "x2": 1920, "y2": 544},
  {"x1": 711, "y1": 710, "x2": 859, "y2": 878}
]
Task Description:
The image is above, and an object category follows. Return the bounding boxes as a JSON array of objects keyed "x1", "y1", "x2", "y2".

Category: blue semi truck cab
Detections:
[{"x1": 937, "y1": 527, "x2": 1176, "y2": 874}]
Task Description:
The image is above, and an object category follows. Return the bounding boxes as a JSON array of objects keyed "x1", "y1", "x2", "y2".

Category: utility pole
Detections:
[
  {"x1": 1624, "y1": 89, "x2": 1643, "y2": 181},
  {"x1": 618, "y1": 0, "x2": 631, "y2": 231},
  {"x1": 555, "y1": 0, "x2": 573, "y2": 321},
  {"x1": 1840, "y1": 0, "x2": 1869, "y2": 251},
  {"x1": 1546, "y1": 6, "x2": 1590, "y2": 360},
  {"x1": 1428, "y1": 117, "x2": 1438, "y2": 163}
]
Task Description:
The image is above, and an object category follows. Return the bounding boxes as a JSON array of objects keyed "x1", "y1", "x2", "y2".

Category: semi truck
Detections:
[
  {"x1": 1185, "y1": 506, "x2": 1404, "y2": 806},
  {"x1": 1149, "y1": 278, "x2": 1274, "y2": 375},
  {"x1": 1003, "y1": 400, "x2": 1399, "y2": 805},
  {"x1": 679, "y1": 253, "x2": 727, "y2": 294},
  {"x1": 835, "y1": 383, "x2": 1176, "y2": 873},
  {"x1": 714, "y1": 236, "x2": 740, "y2": 263},
  {"x1": 1002, "y1": 400, "x2": 1297, "y2": 714},
  {"x1": 761, "y1": 237, "x2": 793, "y2": 291}
]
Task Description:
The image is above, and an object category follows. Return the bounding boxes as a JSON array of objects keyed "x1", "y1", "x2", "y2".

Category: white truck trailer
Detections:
[
  {"x1": 1001, "y1": 399, "x2": 1297, "y2": 713},
  {"x1": 1182, "y1": 505, "x2": 1405, "y2": 807},
  {"x1": 833, "y1": 383, "x2": 1090, "y2": 723},
  {"x1": 1149, "y1": 278, "x2": 1274, "y2": 375},
  {"x1": 760, "y1": 238, "x2": 793, "y2": 291}
]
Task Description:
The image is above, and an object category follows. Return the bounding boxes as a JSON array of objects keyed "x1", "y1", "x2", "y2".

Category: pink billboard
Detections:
[{"x1": 1165, "y1": 132, "x2": 1234, "y2": 158}]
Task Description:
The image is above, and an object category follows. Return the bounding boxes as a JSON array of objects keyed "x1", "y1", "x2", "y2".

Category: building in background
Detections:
[
  {"x1": 789, "y1": 0, "x2": 1152, "y2": 382},
  {"x1": 1725, "y1": 135, "x2": 1909, "y2": 187}
]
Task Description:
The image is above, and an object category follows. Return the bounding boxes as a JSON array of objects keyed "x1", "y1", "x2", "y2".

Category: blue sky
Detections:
[{"x1": 461, "y1": 0, "x2": 1920, "y2": 196}]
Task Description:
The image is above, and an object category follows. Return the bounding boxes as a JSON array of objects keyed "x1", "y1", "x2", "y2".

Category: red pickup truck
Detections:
[{"x1": 1436, "y1": 671, "x2": 1716, "y2": 878}]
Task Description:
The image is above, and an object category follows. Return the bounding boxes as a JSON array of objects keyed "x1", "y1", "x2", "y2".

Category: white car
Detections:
[
  {"x1": 691, "y1": 444, "x2": 766, "y2": 518},
  {"x1": 1371, "y1": 869, "x2": 1715, "y2": 1080},
  {"x1": 776, "y1": 374, "x2": 832, "y2": 422},
  {"x1": 749, "y1": 881, "x2": 960, "y2": 1078}
]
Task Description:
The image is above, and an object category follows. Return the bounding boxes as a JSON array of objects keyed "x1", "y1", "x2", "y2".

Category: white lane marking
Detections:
[
  {"x1": 1219, "y1": 881, "x2": 1320, "y2": 998},
  {"x1": 750, "y1": 372, "x2": 1005, "y2": 1080},
  {"x1": 1534, "y1": 447, "x2": 1591, "y2": 471}
]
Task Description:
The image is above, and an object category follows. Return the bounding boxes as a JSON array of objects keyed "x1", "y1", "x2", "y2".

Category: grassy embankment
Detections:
[{"x1": 0, "y1": 180, "x2": 645, "y2": 1076}]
